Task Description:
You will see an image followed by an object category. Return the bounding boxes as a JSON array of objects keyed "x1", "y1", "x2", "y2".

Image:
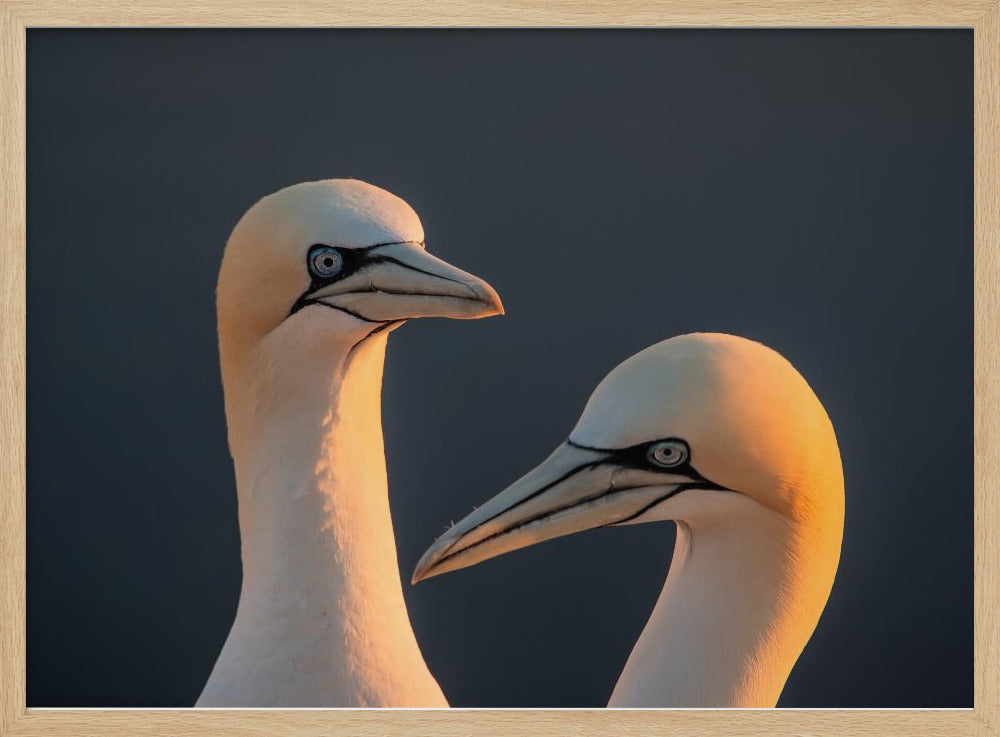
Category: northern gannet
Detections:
[
  {"x1": 197, "y1": 179, "x2": 502, "y2": 707},
  {"x1": 413, "y1": 333, "x2": 843, "y2": 708}
]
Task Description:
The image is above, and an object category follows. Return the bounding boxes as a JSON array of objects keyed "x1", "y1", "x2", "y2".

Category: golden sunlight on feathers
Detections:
[
  {"x1": 199, "y1": 179, "x2": 502, "y2": 707},
  {"x1": 414, "y1": 333, "x2": 844, "y2": 708}
]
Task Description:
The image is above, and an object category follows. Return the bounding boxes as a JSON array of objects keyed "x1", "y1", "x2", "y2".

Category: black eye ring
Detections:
[
  {"x1": 307, "y1": 245, "x2": 344, "y2": 279},
  {"x1": 646, "y1": 439, "x2": 689, "y2": 469}
]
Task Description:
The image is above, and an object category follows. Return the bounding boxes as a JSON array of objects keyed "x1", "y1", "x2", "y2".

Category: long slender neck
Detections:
[
  {"x1": 200, "y1": 328, "x2": 445, "y2": 707},
  {"x1": 609, "y1": 493, "x2": 840, "y2": 708}
]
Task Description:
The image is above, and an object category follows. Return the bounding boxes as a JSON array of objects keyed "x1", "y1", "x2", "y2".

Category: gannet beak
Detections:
[
  {"x1": 304, "y1": 242, "x2": 503, "y2": 321},
  {"x1": 412, "y1": 441, "x2": 711, "y2": 583}
]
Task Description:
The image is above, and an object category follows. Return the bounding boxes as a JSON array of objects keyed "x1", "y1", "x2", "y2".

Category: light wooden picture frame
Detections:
[{"x1": 1, "y1": 1, "x2": 997, "y2": 735}]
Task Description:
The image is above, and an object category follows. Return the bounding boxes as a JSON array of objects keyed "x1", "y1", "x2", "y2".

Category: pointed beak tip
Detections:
[
  {"x1": 410, "y1": 561, "x2": 435, "y2": 585},
  {"x1": 473, "y1": 282, "x2": 504, "y2": 317},
  {"x1": 411, "y1": 526, "x2": 466, "y2": 583},
  {"x1": 410, "y1": 548, "x2": 441, "y2": 585}
]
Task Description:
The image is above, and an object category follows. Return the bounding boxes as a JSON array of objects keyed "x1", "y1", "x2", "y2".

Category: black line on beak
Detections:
[
  {"x1": 432, "y1": 438, "x2": 732, "y2": 567},
  {"x1": 362, "y1": 255, "x2": 471, "y2": 288},
  {"x1": 299, "y1": 302, "x2": 384, "y2": 323},
  {"x1": 432, "y1": 475, "x2": 729, "y2": 574},
  {"x1": 603, "y1": 484, "x2": 704, "y2": 527},
  {"x1": 460, "y1": 450, "x2": 611, "y2": 526}
]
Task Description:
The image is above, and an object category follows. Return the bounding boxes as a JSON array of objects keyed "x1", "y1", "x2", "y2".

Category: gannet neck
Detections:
[
  {"x1": 609, "y1": 491, "x2": 841, "y2": 708},
  {"x1": 199, "y1": 326, "x2": 446, "y2": 707}
]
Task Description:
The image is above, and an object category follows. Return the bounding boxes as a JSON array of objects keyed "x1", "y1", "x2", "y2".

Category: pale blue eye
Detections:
[
  {"x1": 647, "y1": 440, "x2": 688, "y2": 469},
  {"x1": 308, "y1": 246, "x2": 343, "y2": 279}
]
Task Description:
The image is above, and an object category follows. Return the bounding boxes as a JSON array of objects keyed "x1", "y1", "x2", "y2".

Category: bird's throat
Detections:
[
  {"x1": 200, "y1": 329, "x2": 445, "y2": 707},
  {"x1": 609, "y1": 494, "x2": 839, "y2": 708}
]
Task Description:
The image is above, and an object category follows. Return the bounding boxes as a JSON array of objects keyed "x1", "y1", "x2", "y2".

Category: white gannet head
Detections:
[
  {"x1": 413, "y1": 333, "x2": 843, "y2": 582},
  {"x1": 217, "y1": 179, "x2": 503, "y2": 365}
]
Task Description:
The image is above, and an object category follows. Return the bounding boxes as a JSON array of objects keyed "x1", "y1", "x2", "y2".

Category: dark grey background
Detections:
[{"x1": 26, "y1": 29, "x2": 972, "y2": 707}]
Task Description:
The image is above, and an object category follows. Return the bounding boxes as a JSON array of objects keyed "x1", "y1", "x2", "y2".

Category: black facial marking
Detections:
[
  {"x1": 289, "y1": 241, "x2": 410, "y2": 317},
  {"x1": 288, "y1": 239, "x2": 485, "y2": 326},
  {"x1": 566, "y1": 437, "x2": 712, "y2": 480},
  {"x1": 564, "y1": 438, "x2": 730, "y2": 527},
  {"x1": 343, "y1": 319, "x2": 405, "y2": 364}
]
